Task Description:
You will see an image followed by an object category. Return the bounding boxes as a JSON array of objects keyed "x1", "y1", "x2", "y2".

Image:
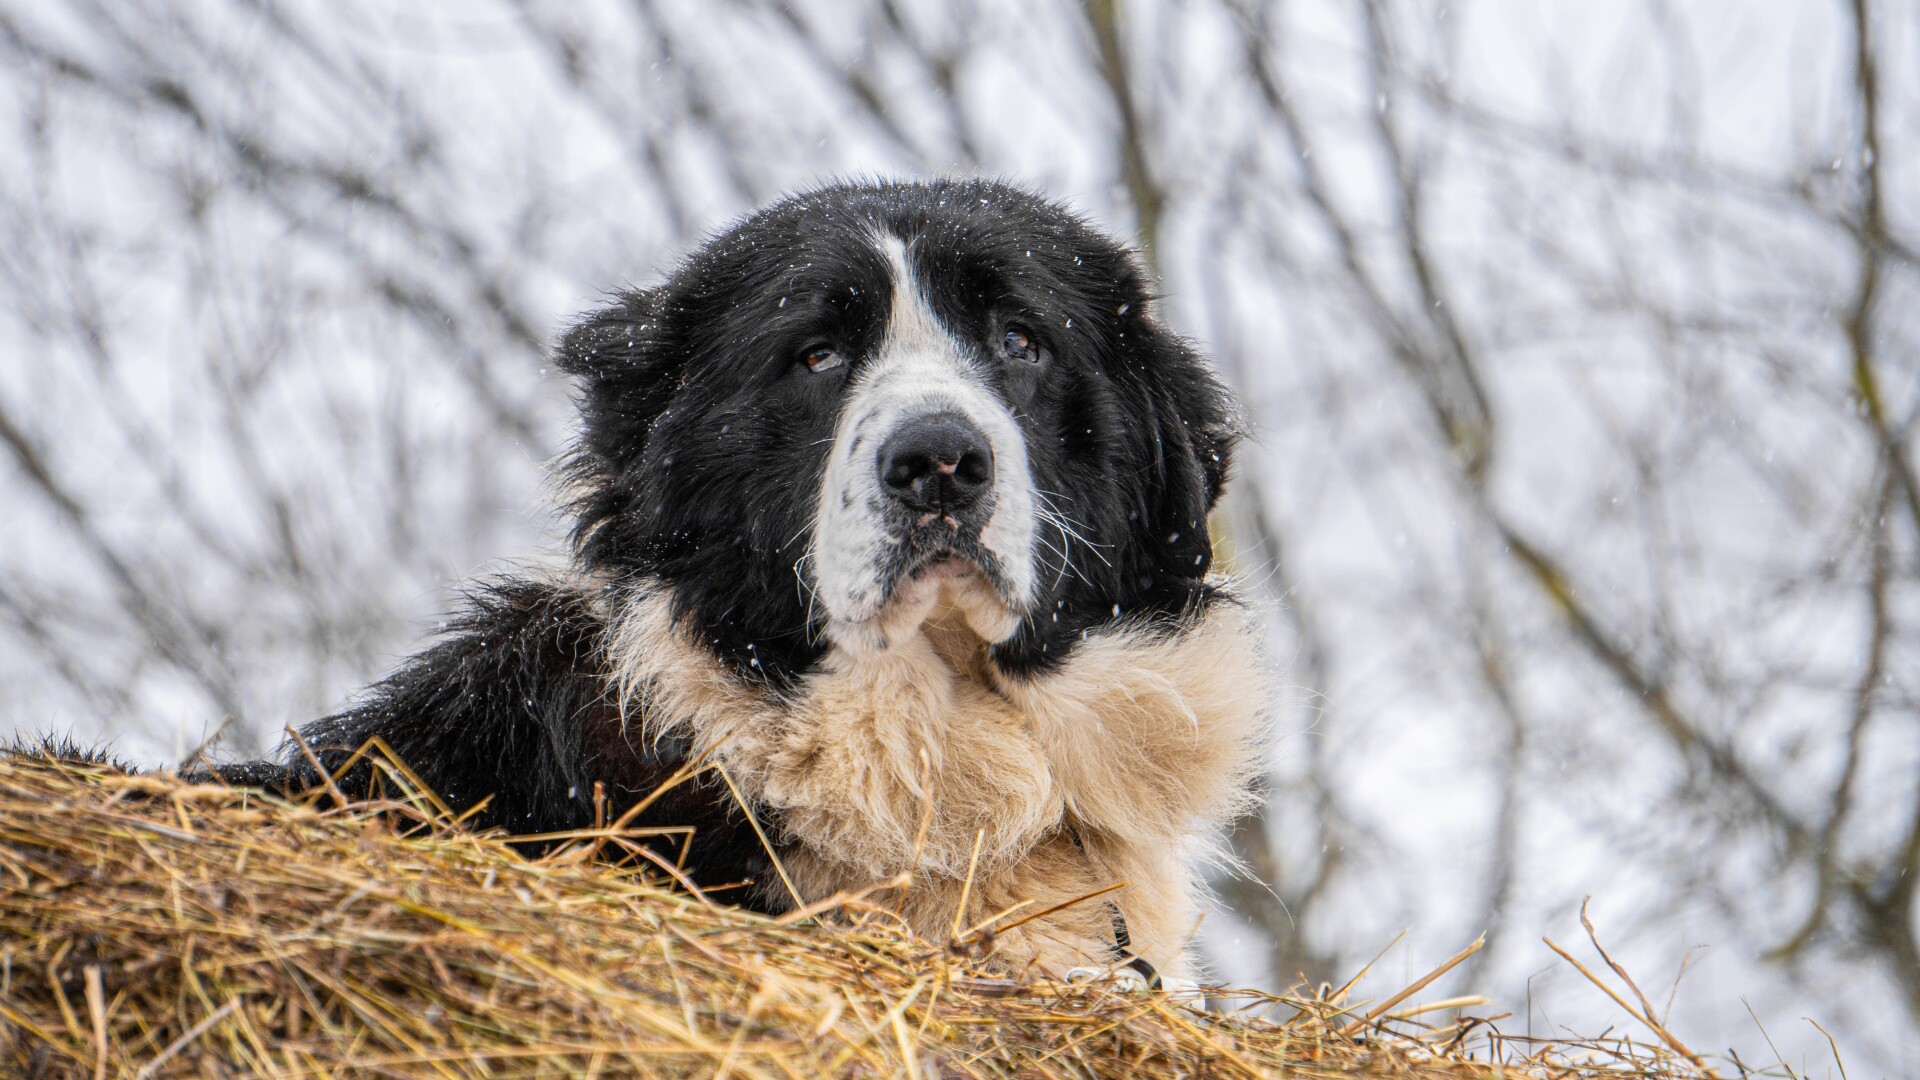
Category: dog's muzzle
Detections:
[{"x1": 808, "y1": 236, "x2": 1040, "y2": 648}]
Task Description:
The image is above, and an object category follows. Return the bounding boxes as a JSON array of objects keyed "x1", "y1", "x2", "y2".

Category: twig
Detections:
[
  {"x1": 134, "y1": 998, "x2": 240, "y2": 1079},
  {"x1": 283, "y1": 725, "x2": 347, "y2": 811},
  {"x1": 1339, "y1": 933, "x2": 1484, "y2": 1037},
  {"x1": 1805, "y1": 1017, "x2": 1848, "y2": 1080},
  {"x1": 1544, "y1": 935, "x2": 1718, "y2": 1076}
]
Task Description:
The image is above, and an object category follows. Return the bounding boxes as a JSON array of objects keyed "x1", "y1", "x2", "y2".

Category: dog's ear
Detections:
[
  {"x1": 558, "y1": 288, "x2": 689, "y2": 463},
  {"x1": 558, "y1": 287, "x2": 671, "y2": 398},
  {"x1": 555, "y1": 289, "x2": 680, "y2": 565},
  {"x1": 1130, "y1": 326, "x2": 1240, "y2": 583}
]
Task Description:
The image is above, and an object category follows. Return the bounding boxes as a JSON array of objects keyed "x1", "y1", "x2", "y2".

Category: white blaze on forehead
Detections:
[{"x1": 808, "y1": 234, "x2": 1039, "y2": 652}]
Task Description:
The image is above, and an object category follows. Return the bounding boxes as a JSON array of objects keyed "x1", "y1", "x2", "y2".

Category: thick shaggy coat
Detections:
[{"x1": 215, "y1": 179, "x2": 1269, "y2": 977}]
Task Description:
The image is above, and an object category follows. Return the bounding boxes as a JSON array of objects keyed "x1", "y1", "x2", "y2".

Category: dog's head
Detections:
[{"x1": 559, "y1": 179, "x2": 1238, "y2": 684}]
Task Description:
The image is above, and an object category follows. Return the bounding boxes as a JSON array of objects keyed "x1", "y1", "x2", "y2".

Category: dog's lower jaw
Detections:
[{"x1": 825, "y1": 564, "x2": 1024, "y2": 656}]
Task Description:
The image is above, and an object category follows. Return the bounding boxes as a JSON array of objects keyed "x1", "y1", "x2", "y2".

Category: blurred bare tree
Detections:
[{"x1": 2, "y1": 0, "x2": 1915, "y2": 1069}]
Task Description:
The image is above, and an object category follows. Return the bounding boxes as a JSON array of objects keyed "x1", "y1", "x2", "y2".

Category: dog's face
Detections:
[{"x1": 560, "y1": 180, "x2": 1237, "y2": 685}]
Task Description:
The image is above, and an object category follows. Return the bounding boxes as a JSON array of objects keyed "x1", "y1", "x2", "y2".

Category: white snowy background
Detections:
[{"x1": 2, "y1": 2, "x2": 1915, "y2": 1074}]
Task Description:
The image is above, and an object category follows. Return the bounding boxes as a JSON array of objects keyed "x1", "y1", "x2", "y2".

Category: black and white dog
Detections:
[{"x1": 219, "y1": 179, "x2": 1269, "y2": 979}]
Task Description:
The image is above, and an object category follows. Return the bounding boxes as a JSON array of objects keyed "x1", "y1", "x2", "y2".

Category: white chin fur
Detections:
[
  {"x1": 832, "y1": 564, "x2": 1023, "y2": 654},
  {"x1": 810, "y1": 235, "x2": 1037, "y2": 652}
]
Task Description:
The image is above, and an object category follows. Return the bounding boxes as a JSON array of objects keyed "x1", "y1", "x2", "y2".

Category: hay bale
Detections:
[{"x1": 0, "y1": 753, "x2": 1700, "y2": 1078}]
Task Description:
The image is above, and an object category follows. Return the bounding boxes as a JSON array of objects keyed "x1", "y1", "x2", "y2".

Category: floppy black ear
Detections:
[
  {"x1": 1131, "y1": 328, "x2": 1241, "y2": 584},
  {"x1": 555, "y1": 289, "x2": 683, "y2": 566},
  {"x1": 557, "y1": 288, "x2": 675, "y2": 426}
]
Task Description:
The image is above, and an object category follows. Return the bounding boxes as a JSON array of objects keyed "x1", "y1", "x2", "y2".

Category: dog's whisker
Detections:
[
  {"x1": 1031, "y1": 489, "x2": 1111, "y2": 573},
  {"x1": 1026, "y1": 497, "x2": 1100, "y2": 590}
]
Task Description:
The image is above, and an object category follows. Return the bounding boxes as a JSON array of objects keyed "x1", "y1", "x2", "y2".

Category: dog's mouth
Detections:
[
  {"x1": 840, "y1": 529, "x2": 1024, "y2": 649},
  {"x1": 893, "y1": 522, "x2": 1012, "y2": 596},
  {"x1": 910, "y1": 553, "x2": 981, "y2": 582}
]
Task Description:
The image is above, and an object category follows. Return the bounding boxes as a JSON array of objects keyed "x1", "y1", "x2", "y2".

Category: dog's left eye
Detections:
[
  {"x1": 801, "y1": 344, "x2": 844, "y2": 373},
  {"x1": 1000, "y1": 325, "x2": 1039, "y2": 364}
]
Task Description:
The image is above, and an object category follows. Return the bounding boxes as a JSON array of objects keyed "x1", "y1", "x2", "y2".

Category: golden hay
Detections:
[{"x1": 0, "y1": 753, "x2": 1721, "y2": 1078}]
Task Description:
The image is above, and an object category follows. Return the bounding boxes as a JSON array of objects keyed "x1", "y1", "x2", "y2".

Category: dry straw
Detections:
[{"x1": 0, "y1": 751, "x2": 1735, "y2": 1078}]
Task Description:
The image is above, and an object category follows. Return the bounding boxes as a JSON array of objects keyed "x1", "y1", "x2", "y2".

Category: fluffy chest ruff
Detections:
[{"x1": 606, "y1": 581, "x2": 1267, "y2": 977}]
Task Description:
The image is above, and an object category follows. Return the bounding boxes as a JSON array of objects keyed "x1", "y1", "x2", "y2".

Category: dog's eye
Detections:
[
  {"x1": 1001, "y1": 325, "x2": 1039, "y2": 364},
  {"x1": 801, "y1": 344, "x2": 844, "y2": 373}
]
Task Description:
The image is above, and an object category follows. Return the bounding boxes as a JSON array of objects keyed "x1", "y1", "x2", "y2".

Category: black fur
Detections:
[
  {"x1": 3, "y1": 737, "x2": 140, "y2": 774},
  {"x1": 115, "y1": 179, "x2": 1240, "y2": 910}
]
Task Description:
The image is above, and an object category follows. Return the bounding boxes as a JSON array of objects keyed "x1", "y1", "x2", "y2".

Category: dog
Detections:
[{"x1": 210, "y1": 178, "x2": 1269, "y2": 981}]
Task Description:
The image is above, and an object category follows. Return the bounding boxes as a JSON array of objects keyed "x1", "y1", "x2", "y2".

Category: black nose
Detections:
[{"x1": 878, "y1": 413, "x2": 994, "y2": 514}]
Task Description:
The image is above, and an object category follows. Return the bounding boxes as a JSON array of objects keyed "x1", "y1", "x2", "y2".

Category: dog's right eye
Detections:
[
  {"x1": 801, "y1": 344, "x2": 844, "y2": 373},
  {"x1": 1000, "y1": 325, "x2": 1041, "y2": 364}
]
